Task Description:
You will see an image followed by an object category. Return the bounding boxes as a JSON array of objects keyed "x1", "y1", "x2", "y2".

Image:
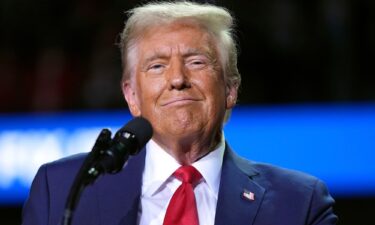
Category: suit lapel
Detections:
[
  {"x1": 214, "y1": 146, "x2": 265, "y2": 225},
  {"x1": 92, "y1": 145, "x2": 265, "y2": 225},
  {"x1": 95, "y1": 148, "x2": 146, "y2": 225}
]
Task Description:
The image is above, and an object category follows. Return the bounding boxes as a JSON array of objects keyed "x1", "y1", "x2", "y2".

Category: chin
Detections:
[{"x1": 165, "y1": 120, "x2": 203, "y2": 135}]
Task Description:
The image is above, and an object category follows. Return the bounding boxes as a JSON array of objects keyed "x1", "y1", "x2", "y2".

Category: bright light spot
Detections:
[{"x1": 0, "y1": 128, "x2": 104, "y2": 188}]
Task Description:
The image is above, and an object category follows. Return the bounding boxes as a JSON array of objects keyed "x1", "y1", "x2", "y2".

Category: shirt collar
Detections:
[
  {"x1": 142, "y1": 136, "x2": 225, "y2": 198},
  {"x1": 192, "y1": 137, "x2": 225, "y2": 197}
]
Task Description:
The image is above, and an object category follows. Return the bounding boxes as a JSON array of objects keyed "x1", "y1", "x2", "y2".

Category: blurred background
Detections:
[{"x1": 0, "y1": 0, "x2": 374, "y2": 224}]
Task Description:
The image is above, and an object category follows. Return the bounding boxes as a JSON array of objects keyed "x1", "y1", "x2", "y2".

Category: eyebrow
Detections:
[
  {"x1": 140, "y1": 46, "x2": 217, "y2": 71},
  {"x1": 182, "y1": 47, "x2": 216, "y2": 60},
  {"x1": 143, "y1": 52, "x2": 169, "y2": 64}
]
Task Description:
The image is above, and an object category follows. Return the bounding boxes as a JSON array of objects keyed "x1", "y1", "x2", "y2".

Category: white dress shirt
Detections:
[{"x1": 137, "y1": 137, "x2": 225, "y2": 225}]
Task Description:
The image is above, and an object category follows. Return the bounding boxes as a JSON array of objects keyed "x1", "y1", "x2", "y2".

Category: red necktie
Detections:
[{"x1": 163, "y1": 165, "x2": 202, "y2": 225}]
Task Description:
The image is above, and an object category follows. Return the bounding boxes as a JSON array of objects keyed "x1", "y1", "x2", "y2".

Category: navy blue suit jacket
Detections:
[{"x1": 22, "y1": 146, "x2": 337, "y2": 225}]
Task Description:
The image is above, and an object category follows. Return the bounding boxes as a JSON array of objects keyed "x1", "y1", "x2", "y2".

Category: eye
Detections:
[
  {"x1": 148, "y1": 63, "x2": 165, "y2": 74},
  {"x1": 192, "y1": 60, "x2": 204, "y2": 65},
  {"x1": 186, "y1": 58, "x2": 207, "y2": 70}
]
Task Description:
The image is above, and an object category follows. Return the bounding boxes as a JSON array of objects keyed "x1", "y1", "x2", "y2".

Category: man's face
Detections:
[{"x1": 123, "y1": 22, "x2": 237, "y2": 146}]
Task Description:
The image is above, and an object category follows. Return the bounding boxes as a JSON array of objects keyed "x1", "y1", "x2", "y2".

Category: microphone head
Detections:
[{"x1": 117, "y1": 117, "x2": 153, "y2": 153}]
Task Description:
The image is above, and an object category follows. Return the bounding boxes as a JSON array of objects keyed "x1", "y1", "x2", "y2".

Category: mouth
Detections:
[{"x1": 161, "y1": 97, "x2": 200, "y2": 106}]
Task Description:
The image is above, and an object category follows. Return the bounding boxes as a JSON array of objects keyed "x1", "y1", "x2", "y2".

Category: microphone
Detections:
[
  {"x1": 90, "y1": 116, "x2": 153, "y2": 175},
  {"x1": 62, "y1": 117, "x2": 153, "y2": 225}
]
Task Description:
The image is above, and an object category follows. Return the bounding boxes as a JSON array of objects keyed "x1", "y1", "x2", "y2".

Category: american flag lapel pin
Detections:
[{"x1": 242, "y1": 189, "x2": 255, "y2": 201}]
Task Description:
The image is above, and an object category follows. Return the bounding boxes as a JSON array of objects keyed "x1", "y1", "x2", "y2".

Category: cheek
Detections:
[
  {"x1": 203, "y1": 75, "x2": 226, "y2": 101},
  {"x1": 137, "y1": 77, "x2": 165, "y2": 111}
]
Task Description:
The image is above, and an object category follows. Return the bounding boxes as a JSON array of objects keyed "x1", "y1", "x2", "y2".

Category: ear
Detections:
[
  {"x1": 122, "y1": 80, "x2": 141, "y2": 117},
  {"x1": 226, "y1": 84, "x2": 238, "y2": 109}
]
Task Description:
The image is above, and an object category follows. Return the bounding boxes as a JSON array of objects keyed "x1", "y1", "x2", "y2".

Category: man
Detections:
[{"x1": 22, "y1": 1, "x2": 337, "y2": 225}]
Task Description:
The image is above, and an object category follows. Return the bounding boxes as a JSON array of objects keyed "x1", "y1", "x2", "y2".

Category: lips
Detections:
[{"x1": 161, "y1": 97, "x2": 201, "y2": 106}]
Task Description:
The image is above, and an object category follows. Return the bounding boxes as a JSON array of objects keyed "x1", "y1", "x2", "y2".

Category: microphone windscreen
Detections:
[{"x1": 119, "y1": 117, "x2": 153, "y2": 150}]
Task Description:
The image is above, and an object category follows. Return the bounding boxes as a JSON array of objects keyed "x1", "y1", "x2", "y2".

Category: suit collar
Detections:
[{"x1": 214, "y1": 145, "x2": 265, "y2": 225}]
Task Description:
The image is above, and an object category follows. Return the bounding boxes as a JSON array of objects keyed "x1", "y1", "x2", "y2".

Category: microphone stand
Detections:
[{"x1": 61, "y1": 129, "x2": 112, "y2": 225}]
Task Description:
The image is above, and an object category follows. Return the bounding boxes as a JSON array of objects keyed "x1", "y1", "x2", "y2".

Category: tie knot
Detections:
[{"x1": 173, "y1": 165, "x2": 202, "y2": 186}]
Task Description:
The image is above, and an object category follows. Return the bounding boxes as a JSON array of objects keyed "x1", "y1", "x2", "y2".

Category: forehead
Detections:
[{"x1": 136, "y1": 21, "x2": 217, "y2": 56}]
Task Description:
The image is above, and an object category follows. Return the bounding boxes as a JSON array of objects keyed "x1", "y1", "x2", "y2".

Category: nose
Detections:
[{"x1": 167, "y1": 59, "x2": 191, "y2": 90}]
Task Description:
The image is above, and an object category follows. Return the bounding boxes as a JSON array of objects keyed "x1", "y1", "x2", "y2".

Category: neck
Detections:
[{"x1": 153, "y1": 131, "x2": 222, "y2": 165}]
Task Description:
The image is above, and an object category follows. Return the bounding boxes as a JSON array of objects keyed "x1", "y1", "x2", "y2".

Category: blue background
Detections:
[{"x1": 1, "y1": 103, "x2": 374, "y2": 205}]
